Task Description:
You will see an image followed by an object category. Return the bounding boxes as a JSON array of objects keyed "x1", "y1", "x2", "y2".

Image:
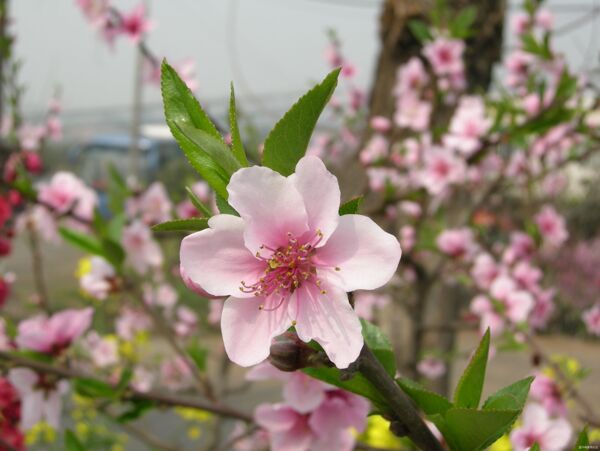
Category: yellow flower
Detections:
[
  {"x1": 76, "y1": 257, "x2": 92, "y2": 278},
  {"x1": 358, "y1": 415, "x2": 403, "y2": 449},
  {"x1": 187, "y1": 426, "x2": 201, "y2": 440},
  {"x1": 490, "y1": 434, "x2": 512, "y2": 451}
]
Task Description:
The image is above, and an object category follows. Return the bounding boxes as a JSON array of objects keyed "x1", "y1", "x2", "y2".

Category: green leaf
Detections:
[
  {"x1": 303, "y1": 366, "x2": 389, "y2": 413},
  {"x1": 482, "y1": 376, "x2": 533, "y2": 411},
  {"x1": 575, "y1": 427, "x2": 589, "y2": 448},
  {"x1": 229, "y1": 83, "x2": 249, "y2": 166},
  {"x1": 10, "y1": 349, "x2": 54, "y2": 364},
  {"x1": 339, "y1": 196, "x2": 363, "y2": 215},
  {"x1": 161, "y1": 60, "x2": 222, "y2": 141},
  {"x1": 187, "y1": 343, "x2": 208, "y2": 372},
  {"x1": 166, "y1": 120, "x2": 233, "y2": 200},
  {"x1": 115, "y1": 367, "x2": 134, "y2": 394},
  {"x1": 450, "y1": 6, "x2": 477, "y2": 38},
  {"x1": 216, "y1": 193, "x2": 239, "y2": 216},
  {"x1": 101, "y1": 237, "x2": 125, "y2": 267},
  {"x1": 185, "y1": 186, "x2": 212, "y2": 217},
  {"x1": 443, "y1": 408, "x2": 520, "y2": 451},
  {"x1": 177, "y1": 122, "x2": 242, "y2": 177},
  {"x1": 152, "y1": 218, "x2": 209, "y2": 233},
  {"x1": 116, "y1": 399, "x2": 155, "y2": 423},
  {"x1": 408, "y1": 20, "x2": 433, "y2": 42},
  {"x1": 397, "y1": 378, "x2": 453, "y2": 416},
  {"x1": 64, "y1": 430, "x2": 85, "y2": 451},
  {"x1": 453, "y1": 329, "x2": 490, "y2": 409},
  {"x1": 530, "y1": 444, "x2": 540, "y2": 451},
  {"x1": 73, "y1": 377, "x2": 116, "y2": 399},
  {"x1": 360, "y1": 319, "x2": 396, "y2": 377},
  {"x1": 262, "y1": 68, "x2": 341, "y2": 176},
  {"x1": 59, "y1": 227, "x2": 104, "y2": 256},
  {"x1": 162, "y1": 61, "x2": 232, "y2": 199}
]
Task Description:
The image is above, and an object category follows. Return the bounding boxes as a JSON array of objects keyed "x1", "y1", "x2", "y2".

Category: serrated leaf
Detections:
[
  {"x1": 303, "y1": 366, "x2": 389, "y2": 413},
  {"x1": 65, "y1": 430, "x2": 85, "y2": 451},
  {"x1": 575, "y1": 427, "x2": 589, "y2": 448},
  {"x1": 187, "y1": 343, "x2": 208, "y2": 372},
  {"x1": 229, "y1": 84, "x2": 249, "y2": 166},
  {"x1": 482, "y1": 376, "x2": 533, "y2": 411},
  {"x1": 408, "y1": 20, "x2": 433, "y2": 42},
  {"x1": 73, "y1": 377, "x2": 116, "y2": 399},
  {"x1": 339, "y1": 196, "x2": 363, "y2": 215},
  {"x1": 360, "y1": 319, "x2": 396, "y2": 377},
  {"x1": 397, "y1": 378, "x2": 453, "y2": 416},
  {"x1": 152, "y1": 218, "x2": 209, "y2": 232},
  {"x1": 161, "y1": 60, "x2": 221, "y2": 140},
  {"x1": 450, "y1": 6, "x2": 477, "y2": 38},
  {"x1": 176, "y1": 122, "x2": 241, "y2": 177},
  {"x1": 454, "y1": 329, "x2": 490, "y2": 409},
  {"x1": 443, "y1": 408, "x2": 520, "y2": 451},
  {"x1": 116, "y1": 399, "x2": 155, "y2": 423},
  {"x1": 216, "y1": 193, "x2": 239, "y2": 216},
  {"x1": 185, "y1": 186, "x2": 212, "y2": 217},
  {"x1": 59, "y1": 227, "x2": 104, "y2": 255},
  {"x1": 262, "y1": 68, "x2": 340, "y2": 176}
]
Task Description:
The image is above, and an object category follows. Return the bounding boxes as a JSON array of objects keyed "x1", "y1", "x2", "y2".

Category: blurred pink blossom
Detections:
[
  {"x1": 510, "y1": 403, "x2": 571, "y2": 451},
  {"x1": 535, "y1": 205, "x2": 568, "y2": 247},
  {"x1": 122, "y1": 220, "x2": 163, "y2": 274},
  {"x1": 436, "y1": 228, "x2": 477, "y2": 259},
  {"x1": 583, "y1": 304, "x2": 600, "y2": 336}
]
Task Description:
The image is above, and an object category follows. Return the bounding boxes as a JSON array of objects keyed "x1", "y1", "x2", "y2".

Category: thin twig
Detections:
[{"x1": 0, "y1": 351, "x2": 252, "y2": 422}]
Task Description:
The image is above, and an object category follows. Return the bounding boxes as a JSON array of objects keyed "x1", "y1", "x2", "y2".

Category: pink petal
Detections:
[
  {"x1": 42, "y1": 389, "x2": 64, "y2": 429},
  {"x1": 316, "y1": 215, "x2": 401, "y2": 291},
  {"x1": 221, "y1": 295, "x2": 292, "y2": 367},
  {"x1": 255, "y1": 403, "x2": 299, "y2": 432},
  {"x1": 180, "y1": 215, "x2": 264, "y2": 298},
  {"x1": 290, "y1": 281, "x2": 363, "y2": 369},
  {"x1": 283, "y1": 373, "x2": 326, "y2": 414},
  {"x1": 227, "y1": 166, "x2": 309, "y2": 253},
  {"x1": 289, "y1": 156, "x2": 340, "y2": 244}
]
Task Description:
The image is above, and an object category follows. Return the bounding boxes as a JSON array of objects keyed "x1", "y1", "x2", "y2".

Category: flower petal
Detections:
[
  {"x1": 221, "y1": 295, "x2": 292, "y2": 367},
  {"x1": 283, "y1": 373, "x2": 326, "y2": 414},
  {"x1": 316, "y1": 214, "x2": 401, "y2": 291},
  {"x1": 255, "y1": 403, "x2": 299, "y2": 432},
  {"x1": 290, "y1": 282, "x2": 363, "y2": 369},
  {"x1": 289, "y1": 156, "x2": 340, "y2": 244},
  {"x1": 180, "y1": 214, "x2": 264, "y2": 298},
  {"x1": 227, "y1": 166, "x2": 309, "y2": 253}
]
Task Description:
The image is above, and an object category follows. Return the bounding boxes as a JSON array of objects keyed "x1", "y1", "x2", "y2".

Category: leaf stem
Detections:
[{"x1": 358, "y1": 345, "x2": 445, "y2": 451}]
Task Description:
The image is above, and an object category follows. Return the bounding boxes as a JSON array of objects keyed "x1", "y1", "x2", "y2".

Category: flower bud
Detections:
[{"x1": 268, "y1": 332, "x2": 328, "y2": 372}]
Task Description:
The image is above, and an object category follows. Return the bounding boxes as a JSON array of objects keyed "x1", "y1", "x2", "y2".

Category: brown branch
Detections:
[{"x1": 0, "y1": 351, "x2": 252, "y2": 422}]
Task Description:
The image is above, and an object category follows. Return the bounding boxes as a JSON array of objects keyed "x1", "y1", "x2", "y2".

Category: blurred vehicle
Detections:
[{"x1": 68, "y1": 124, "x2": 181, "y2": 190}]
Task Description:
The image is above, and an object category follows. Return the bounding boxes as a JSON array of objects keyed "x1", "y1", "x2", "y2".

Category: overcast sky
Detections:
[{"x1": 10, "y1": 0, "x2": 600, "y2": 119}]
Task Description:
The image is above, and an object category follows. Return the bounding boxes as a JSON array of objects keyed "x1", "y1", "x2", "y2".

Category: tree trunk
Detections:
[
  {"x1": 369, "y1": 0, "x2": 507, "y2": 394},
  {"x1": 369, "y1": 0, "x2": 507, "y2": 120}
]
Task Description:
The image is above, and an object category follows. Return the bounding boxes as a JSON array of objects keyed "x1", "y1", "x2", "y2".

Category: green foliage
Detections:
[
  {"x1": 360, "y1": 319, "x2": 396, "y2": 377},
  {"x1": 396, "y1": 331, "x2": 531, "y2": 450},
  {"x1": 64, "y1": 430, "x2": 86, "y2": 451},
  {"x1": 454, "y1": 329, "x2": 490, "y2": 408},
  {"x1": 187, "y1": 343, "x2": 208, "y2": 372},
  {"x1": 229, "y1": 83, "x2": 249, "y2": 166},
  {"x1": 408, "y1": 20, "x2": 433, "y2": 42},
  {"x1": 262, "y1": 68, "x2": 341, "y2": 176},
  {"x1": 482, "y1": 377, "x2": 534, "y2": 411},
  {"x1": 116, "y1": 399, "x2": 156, "y2": 423},
  {"x1": 185, "y1": 186, "x2": 213, "y2": 217},
  {"x1": 73, "y1": 377, "x2": 117, "y2": 399},
  {"x1": 216, "y1": 193, "x2": 239, "y2": 216},
  {"x1": 59, "y1": 227, "x2": 124, "y2": 268},
  {"x1": 339, "y1": 196, "x2": 363, "y2": 215},
  {"x1": 151, "y1": 218, "x2": 209, "y2": 233},
  {"x1": 521, "y1": 33, "x2": 552, "y2": 60},
  {"x1": 449, "y1": 6, "x2": 477, "y2": 38},
  {"x1": 575, "y1": 427, "x2": 589, "y2": 448},
  {"x1": 397, "y1": 378, "x2": 453, "y2": 416},
  {"x1": 161, "y1": 61, "x2": 232, "y2": 200}
]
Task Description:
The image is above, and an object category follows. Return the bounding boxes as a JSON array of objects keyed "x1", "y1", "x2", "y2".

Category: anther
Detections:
[{"x1": 335, "y1": 267, "x2": 341, "y2": 271}]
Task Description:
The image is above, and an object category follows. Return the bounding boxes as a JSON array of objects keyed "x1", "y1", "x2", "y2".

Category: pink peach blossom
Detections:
[
  {"x1": 37, "y1": 172, "x2": 98, "y2": 220},
  {"x1": 394, "y1": 57, "x2": 429, "y2": 95},
  {"x1": 512, "y1": 13, "x2": 531, "y2": 35},
  {"x1": 583, "y1": 304, "x2": 600, "y2": 336},
  {"x1": 423, "y1": 38, "x2": 464, "y2": 77},
  {"x1": 510, "y1": 403, "x2": 571, "y2": 451},
  {"x1": 535, "y1": 205, "x2": 568, "y2": 247},
  {"x1": 530, "y1": 373, "x2": 567, "y2": 417},
  {"x1": 443, "y1": 96, "x2": 491, "y2": 156},
  {"x1": 419, "y1": 147, "x2": 466, "y2": 195},
  {"x1": 115, "y1": 307, "x2": 151, "y2": 340},
  {"x1": 471, "y1": 253, "x2": 500, "y2": 290},
  {"x1": 84, "y1": 332, "x2": 119, "y2": 368},
  {"x1": 122, "y1": 220, "x2": 163, "y2": 274},
  {"x1": 16, "y1": 308, "x2": 93, "y2": 355},
  {"x1": 394, "y1": 95, "x2": 431, "y2": 131},
  {"x1": 118, "y1": 3, "x2": 153, "y2": 44},
  {"x1": 8, "y1": 368, "x2": 69, "y2": 431},
  {"x1": 180, "y1": 156, "x2": 401, "y2": 368},
  {"x1": 353, "y1": 291, "x2": 391, "y2": 321},
  {"x1": 417, "y1": 357, "x2": 446, "y2": 380},
  {"x1": 359, "y1": 134, "x2": 389, "y2": 164},
  {"x1": 436, "y1": 228, "x2": 477, "y2": 259},
  {"x1": 535, "y1": 9, "x2": 554, "y2": 32},
  {"x1": 127, "y1": 181, "x2": 172, "y2": 225},
  {"x1": 79, "y1": 256, "x2": 115, "y2": 300},
  {"x1": 370, "y1": 116, "x2": 391, "y2": 133}
]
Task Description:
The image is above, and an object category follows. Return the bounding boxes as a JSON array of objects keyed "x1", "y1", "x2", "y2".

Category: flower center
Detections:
[{"x1": 240, "y1": 230, "x2": 331, "y2": 307}]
